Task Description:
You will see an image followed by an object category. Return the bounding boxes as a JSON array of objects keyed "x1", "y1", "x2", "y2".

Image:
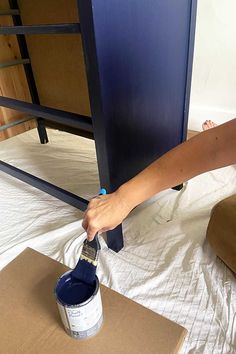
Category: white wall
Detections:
[{"x1": 188, "y1": 0, "x2": 236, "y2": 131}]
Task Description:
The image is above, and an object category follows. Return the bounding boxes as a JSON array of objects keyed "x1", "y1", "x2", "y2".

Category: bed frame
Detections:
[{"x1": 0, "y1": 0, "x2": 197, "y2": 252}]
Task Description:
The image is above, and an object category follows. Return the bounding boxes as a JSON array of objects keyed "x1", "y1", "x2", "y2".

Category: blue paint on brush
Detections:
[
  {"x1": 71, "y1": 188, "x2": 107, "y2": 285},
  {"x1": 55, "y1": 188, "x2": 107, "y2": 306},
  {"x1": 71, "y1": 236, "x2": 100, "y2": 285}
]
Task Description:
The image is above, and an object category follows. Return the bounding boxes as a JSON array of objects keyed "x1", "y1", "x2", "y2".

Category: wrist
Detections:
[{"x1": 116, "y1": 182, "x2": 139, "y2": 212}]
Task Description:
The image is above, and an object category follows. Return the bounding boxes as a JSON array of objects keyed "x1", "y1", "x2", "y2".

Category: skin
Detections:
[
  {"x1": 82, "y1": 118, "x2": 236, "y2": 241},
  {"x1": 202, "y1": 120, "x2": 218, "y2": 131}
]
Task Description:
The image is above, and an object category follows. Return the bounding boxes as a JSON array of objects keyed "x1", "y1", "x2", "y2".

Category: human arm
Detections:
[{"x1": 83, "y1": 118, "x2": 236, "y2": 240}]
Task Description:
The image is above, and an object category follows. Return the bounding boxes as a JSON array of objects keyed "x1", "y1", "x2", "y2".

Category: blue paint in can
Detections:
[
  {"x1": 55, "y1": 271, "x2": 103, "y2": 339},
  {"x1": 56, "y1": 272, "x2": 96, "y2": 306},
  {"x1": 55, "y1": 188, "x2": 105, "y2": 338}
]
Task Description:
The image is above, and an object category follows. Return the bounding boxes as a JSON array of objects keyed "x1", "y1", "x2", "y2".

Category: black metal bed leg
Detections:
[
  {"x1": 37, "y1": 118, "x2": 49, "y2": 144},
  {"x1": 105, "y1": 225, "x2": 124, "y2": 252}
]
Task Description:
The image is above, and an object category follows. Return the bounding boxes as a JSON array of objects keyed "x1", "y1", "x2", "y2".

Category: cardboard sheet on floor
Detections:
[{"x1": 0, "y1": 248, "x2": 187, "y2": 353}]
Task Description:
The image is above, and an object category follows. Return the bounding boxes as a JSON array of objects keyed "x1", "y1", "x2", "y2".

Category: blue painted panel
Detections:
[
  {"x1": 90, "y1": 0, "x2": 196, "y2": 188},
  {"x1": 79, "y1": 0, "x2": 196, "y2": 251}
]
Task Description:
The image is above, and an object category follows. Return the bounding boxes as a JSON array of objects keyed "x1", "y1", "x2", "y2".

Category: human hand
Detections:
[{"x1": 82, "y1": 190, "x2": 132, "y2": 241}]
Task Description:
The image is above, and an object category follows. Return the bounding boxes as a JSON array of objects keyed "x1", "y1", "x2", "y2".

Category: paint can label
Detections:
[{"x1": 57, "y1": 288, "x2": 103, "y2": 338}]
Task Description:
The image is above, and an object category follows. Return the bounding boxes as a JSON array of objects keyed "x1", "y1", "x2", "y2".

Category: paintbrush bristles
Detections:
[
  {"x1": 81, "y1": 242, "x2": 97, "y2": 261},
  {"x1": 80, "y1": 254, "x2": 97, "y2": 266}
]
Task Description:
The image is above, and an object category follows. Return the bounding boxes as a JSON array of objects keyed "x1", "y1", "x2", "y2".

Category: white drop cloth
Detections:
[{"x1": 0, "y1": 129, "x2": 235, "y2": 354}]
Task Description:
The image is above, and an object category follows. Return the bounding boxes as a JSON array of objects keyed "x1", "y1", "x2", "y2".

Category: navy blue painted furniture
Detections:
[
  {"x1": 79, "y1": 0, "x2": 197, "y2": 250},
  {"x1": 0, "y1": 0, "x2": 197, "y2": 252}
]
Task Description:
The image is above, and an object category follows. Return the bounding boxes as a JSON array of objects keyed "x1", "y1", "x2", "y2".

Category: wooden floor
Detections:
[{"x1": 187, "y1": 130, "x2": 199, "y2": 140}]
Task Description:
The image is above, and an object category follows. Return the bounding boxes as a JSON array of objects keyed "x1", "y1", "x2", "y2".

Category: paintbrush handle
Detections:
[
  {"x1": 90, "y1": 187, "x2": 106, "y2": 252},
  {"x1": 79, "y1": 188, "x2": 106, "y2": 263},
  {"x1": 93, "y1": 188, "x2": 107, "y2": 252},
  {"x1": 85, "y1": 234, "x2": 101, "y2": 252}
]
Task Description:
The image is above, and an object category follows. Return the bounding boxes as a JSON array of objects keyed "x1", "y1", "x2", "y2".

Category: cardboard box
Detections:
[{"x1": 0, "y1": 248, "x2": 187, "y2": 353}]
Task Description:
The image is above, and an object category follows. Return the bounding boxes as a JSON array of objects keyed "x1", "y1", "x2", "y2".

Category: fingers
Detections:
[
  {"x1": 86, "y1": 225, "x2": 99, "y2": 241},
  {"x1": 83, "y1": 211, "x2": 110, "y2": 240},
  {"x1": 82, "y1": 193, "x2": 117, "y2": 241},
  {"x1": 82, "y1": 207, "x2": 100, "y2": 241},
  {"x1": 82, "y1": 216, "x2": 88, "y2": 231}
]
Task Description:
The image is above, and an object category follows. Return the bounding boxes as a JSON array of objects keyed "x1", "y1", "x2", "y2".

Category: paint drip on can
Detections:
[{"x1": 54, "y1": 271, "x2": 103, "y2": 339}]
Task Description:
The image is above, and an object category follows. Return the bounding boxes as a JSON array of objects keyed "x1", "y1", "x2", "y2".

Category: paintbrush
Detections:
[
  {"x1": 71, "y1": 236, "x2": 100, "y2": 285},
  {"x1": 71, "y1": 188, "x2": 106, "y2": 285}
]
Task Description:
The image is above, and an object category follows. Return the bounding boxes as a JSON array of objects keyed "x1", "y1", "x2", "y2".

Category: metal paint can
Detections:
[{"x1": 54, "y1": 271, "x2": 103, "y2": 339}]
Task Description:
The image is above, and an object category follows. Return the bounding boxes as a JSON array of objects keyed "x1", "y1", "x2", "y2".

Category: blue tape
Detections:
[{"x1": 99, "y1": 188, "x2": 107, "y2": 195}]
